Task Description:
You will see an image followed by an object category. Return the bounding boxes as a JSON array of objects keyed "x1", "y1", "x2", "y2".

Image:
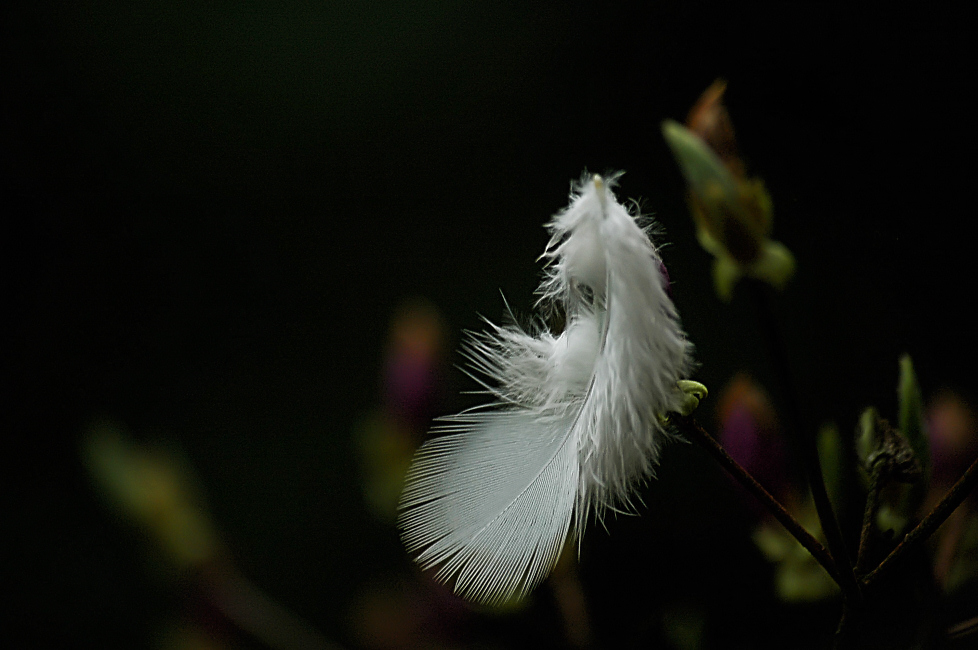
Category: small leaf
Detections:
[
  {"x1": 855, "y1": 407, "x2": 880, "y2": 471},
  {"x1": 876, "y1": 499, "x2": 910, "y2": 540},
  {"x1": 753, "y1": 510, "x2": 840, "y2": 602},
  {"x1": 891, "y1": 355, "x2": 930, "y2": 531},
  {"x1": 711, "y1": 255, "x2": 741, "y2": 302},
  {"x1": 662, "y1": 120, "x2": 743, "y2": 225},
  {"x1": 751, "y1": 240, "x2": 796, "y2": 292},
  {"x1": 817, "y1": 423, "x2": 844, "y2": 510},
  {"x1": 898, "y1": 354, "x2": 931, "y2": 487}
]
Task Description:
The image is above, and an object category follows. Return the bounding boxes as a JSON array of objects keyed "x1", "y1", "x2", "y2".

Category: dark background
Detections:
[{"x1": 6, "y1": 2, "x2": 975, "y2": 647}]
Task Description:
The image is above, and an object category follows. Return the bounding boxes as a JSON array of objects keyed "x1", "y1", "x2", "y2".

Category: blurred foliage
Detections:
[
  {"x1": 84, "y1": 422, "x2": 221, "y2": 571},
  {"x1": 754, "y1": 507, "x2": 840, "y2": 603}
]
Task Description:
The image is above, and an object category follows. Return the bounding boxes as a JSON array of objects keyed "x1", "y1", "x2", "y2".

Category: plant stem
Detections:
[
  {"x1": 747, "y1": 281, "x2": 862, "y2": 605},
  {"x1": 862, "y1": 455, "x2": 978, "y2": 589},
  {"x1": 674, "y1": 415, "x2": 840, "y2": 583}
]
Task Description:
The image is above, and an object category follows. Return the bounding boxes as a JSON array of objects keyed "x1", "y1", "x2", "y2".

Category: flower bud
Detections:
[
  {"x1": 662, "y1": 81, "x2": 794, "y2": 300},
  {"x1": 928, "y1": 391, "x2": 978, "y2": 485},
  {"x1": 717, "y1": 374, "x2": 789, "y2": 508}
]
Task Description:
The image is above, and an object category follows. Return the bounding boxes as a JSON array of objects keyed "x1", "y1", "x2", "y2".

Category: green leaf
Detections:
[
  {"x1": 817, "y1": 422, "x2": 844, "y2": 510},
  {"x1": 893, "y1": 355, "x2": 930, "y2": 530},
  {"x1": 898, "y1": 354, "x2": 931, "y2": 486},
  {"x1": 876, "y1": 499, "x2": 911, "y2": 539},
  {"x1": 661, "y1": 120, "x2": 741, "y2": 216},
  {"x1": 855, "y1": 407, "x2": 880, "y2": 472}
]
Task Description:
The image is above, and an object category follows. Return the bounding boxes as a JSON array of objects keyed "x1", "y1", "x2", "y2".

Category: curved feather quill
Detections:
[{"x1": 398, "y1": 174, "x2": 693, "y2": 604}]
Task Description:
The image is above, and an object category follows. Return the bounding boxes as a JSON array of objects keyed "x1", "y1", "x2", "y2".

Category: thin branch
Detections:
[
  {"x1": 862, "y1": 455, "x2": 978, "y2": 589},
  {"x1": 948, "y1": 615, "x2": 978, "y2": 642},
  {"x1": 674, "y1": 415, "x2": 840, "y2": 583},
  {"x1": 747, "y1": 281, "x2": 862, "y2": 604}
]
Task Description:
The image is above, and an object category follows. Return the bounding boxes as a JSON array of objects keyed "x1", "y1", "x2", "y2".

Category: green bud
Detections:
[{"x1": 676, "y1": 380, "x2": 709, "y2": 416}]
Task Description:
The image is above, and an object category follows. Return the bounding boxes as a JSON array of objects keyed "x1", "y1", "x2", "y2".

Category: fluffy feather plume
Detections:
[{"x1": 398, "y1": 173, "x2": 693, "y2": 605}]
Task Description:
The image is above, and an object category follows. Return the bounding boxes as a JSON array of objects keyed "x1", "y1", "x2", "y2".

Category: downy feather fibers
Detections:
[{"x1": 398, "y1": 173, "x2": 693, "y2": 605}]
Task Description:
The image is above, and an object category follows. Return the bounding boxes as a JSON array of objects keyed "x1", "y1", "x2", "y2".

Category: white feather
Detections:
[{"x1": 398, "y1": 173, "x2": 693, "y2": 605}]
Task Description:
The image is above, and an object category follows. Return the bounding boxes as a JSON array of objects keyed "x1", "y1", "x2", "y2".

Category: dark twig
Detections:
[
  {"x1": 674, "y1": 415, "x2": 840, "y2": 583},
  {"x1": 747, "y1": 281, "x2": 861, "y2": 604},
  {"x1": 948, "y1": 615, "x2": 978, "y2": 642},
  {"x1": 862, "y1": 455, "x2": 978, "y2": 589}
]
